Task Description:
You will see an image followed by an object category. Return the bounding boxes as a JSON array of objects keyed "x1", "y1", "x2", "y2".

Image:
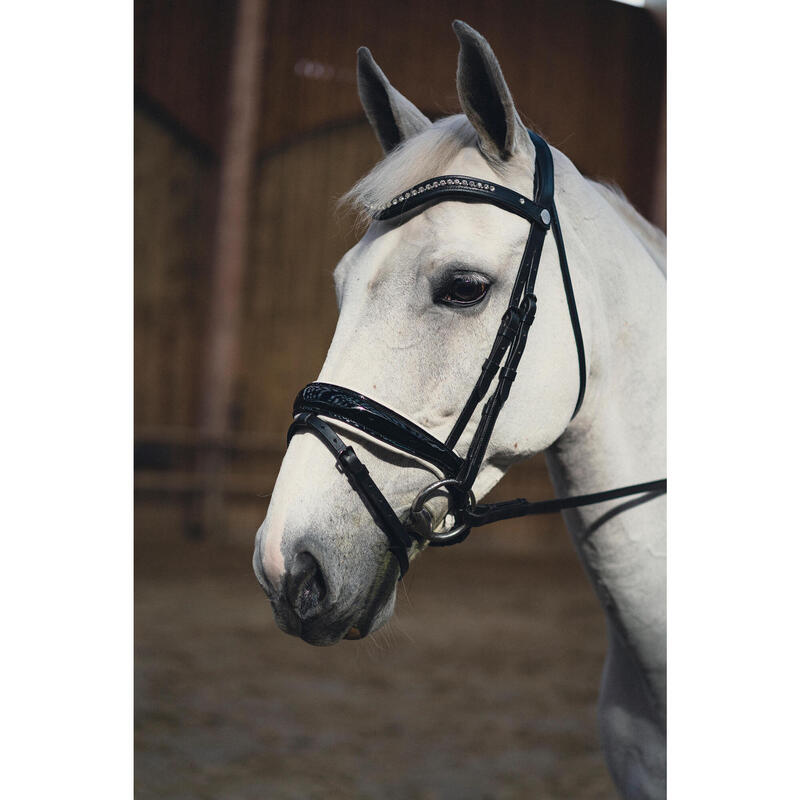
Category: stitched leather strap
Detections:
[{"x1": 288, "y1": 412, "x2": 414, "y2": 575}]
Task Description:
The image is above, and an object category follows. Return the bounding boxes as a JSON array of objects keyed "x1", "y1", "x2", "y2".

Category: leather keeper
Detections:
[
  {"x1": 497, "y1": 308, "x2": 522, "y2": 341},
  {"x1": 337, "y1": 446, "x2": 367, "y2": 476}
]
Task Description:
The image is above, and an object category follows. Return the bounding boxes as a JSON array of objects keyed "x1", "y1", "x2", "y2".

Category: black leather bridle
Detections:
[{"x1": 287, "y1": 131, "x2": 666, "y2": 576}]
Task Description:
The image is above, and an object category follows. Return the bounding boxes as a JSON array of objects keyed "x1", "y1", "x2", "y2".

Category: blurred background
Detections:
[{"x1": 135, "y1": 1, "x2": 665, "y2": 797}]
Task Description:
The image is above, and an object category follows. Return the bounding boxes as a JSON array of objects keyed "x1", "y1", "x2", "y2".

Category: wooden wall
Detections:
[
  {"x1": 134, "y1": 0, "x2": 665, "y2": 542},
  {"x1": 134, "y1": 112, "x2": 215, "y2": 431},
  {"x1": 258, "y1": 0, "x2": 665, "y2": 218}
]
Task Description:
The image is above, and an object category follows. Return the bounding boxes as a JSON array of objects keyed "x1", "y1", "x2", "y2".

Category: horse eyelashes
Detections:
[{"x1": 433, "y1": 272, "x2": 491, "y2": 307}]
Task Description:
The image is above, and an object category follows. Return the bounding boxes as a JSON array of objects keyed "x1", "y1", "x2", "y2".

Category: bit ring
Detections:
[{"x1": 409, "y1": 478, "x2": 475, "y2": 543}]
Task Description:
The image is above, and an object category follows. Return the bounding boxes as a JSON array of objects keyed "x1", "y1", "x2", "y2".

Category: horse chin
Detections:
[
  {"x1": 340, "y1": 554, "x2": 399, "y2": 642},
  {"x1": 344, "y1": 589, "x2": 397, "y2": 641}
]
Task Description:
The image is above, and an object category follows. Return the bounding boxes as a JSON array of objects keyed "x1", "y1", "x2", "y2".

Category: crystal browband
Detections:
[
  {"x1": 375, "y1": 176, "x2": 496, "y2": 211},
  {"x1": 372, "y1": 174, "x2": 552, "y2": 226}
]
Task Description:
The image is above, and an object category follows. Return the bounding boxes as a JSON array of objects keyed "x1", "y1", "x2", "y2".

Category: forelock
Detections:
[{"x1": 341, "y1": 115, "x2": 510, "y2": 228}]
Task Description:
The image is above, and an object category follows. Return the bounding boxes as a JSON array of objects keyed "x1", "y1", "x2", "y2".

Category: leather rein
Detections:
[{"x1": 287, "y1": 131, "x2": 666, "y2": 576}]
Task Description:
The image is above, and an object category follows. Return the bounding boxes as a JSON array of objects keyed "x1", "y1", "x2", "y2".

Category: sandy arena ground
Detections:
[{"x1": 135, "y1": 499, "x2": 617, "y2": 799}]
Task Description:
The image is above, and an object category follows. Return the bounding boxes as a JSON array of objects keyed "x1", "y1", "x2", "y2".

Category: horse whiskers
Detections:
[
  {"x1": 366, "y1": 625, "x2": 391, "y2": 654},
  {"x1": 399, "y1": 575, "x2": 413, "y2": 608},
  {"x1": 391, "y1": 615, "x2": 416, "y2": 646}
]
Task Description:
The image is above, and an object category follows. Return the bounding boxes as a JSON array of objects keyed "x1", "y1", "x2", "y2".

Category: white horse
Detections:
[{"x1": 254, "y1": 21, "x2": 666, "y2": 799}]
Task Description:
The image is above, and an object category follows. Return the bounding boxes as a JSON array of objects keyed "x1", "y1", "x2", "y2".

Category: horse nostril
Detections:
[{"x1": 286, "y1": 551, "x2": 327, "y2": 621}]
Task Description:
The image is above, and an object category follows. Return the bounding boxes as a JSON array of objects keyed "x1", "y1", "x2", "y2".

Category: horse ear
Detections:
[
  {"x1": 357, "y1": 47, "x2": 431, "y2": 153},
  {"x1": 453, "y1": 20, "x2": 527, "y2": 161}
]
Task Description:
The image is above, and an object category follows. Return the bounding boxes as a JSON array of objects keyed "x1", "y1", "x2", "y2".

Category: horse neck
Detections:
[
  {"x1": 543, "y1": 152, "x2": 667, "y2": 697},
  {"x1": 547, "y1": 161, "x2": 666, "y2": 494}
]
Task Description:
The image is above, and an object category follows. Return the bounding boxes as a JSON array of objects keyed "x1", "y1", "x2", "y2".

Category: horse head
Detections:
[{"x1": 254, "y1": 22, "x2": 586, "y2": 645}]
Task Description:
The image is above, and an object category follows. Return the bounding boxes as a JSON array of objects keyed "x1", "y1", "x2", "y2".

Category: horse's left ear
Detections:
[
  {"x1": 453, "y1": 20, "x2": 528, "y2": 161},
  {"x1": 357, "y1": 47, "x2": 432, "y2": 153}
]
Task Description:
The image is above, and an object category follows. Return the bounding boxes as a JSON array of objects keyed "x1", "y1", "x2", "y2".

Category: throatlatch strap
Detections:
[
  {"x1": 527, "y1": 129, "x2": 585, "y2": 420},
  {"x1": 550, "y1": 201, "x2": 586, "y2": 419}
]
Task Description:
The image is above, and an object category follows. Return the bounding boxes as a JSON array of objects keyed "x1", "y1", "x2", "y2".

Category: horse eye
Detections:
[{"x1": 435, "y1": 273, "x2": 491, "y2": 307}]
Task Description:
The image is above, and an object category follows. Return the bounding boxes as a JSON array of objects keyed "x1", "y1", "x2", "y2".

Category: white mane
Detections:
[{"x1": 341, "y1": 115, "x2": 512, "y2": 227}]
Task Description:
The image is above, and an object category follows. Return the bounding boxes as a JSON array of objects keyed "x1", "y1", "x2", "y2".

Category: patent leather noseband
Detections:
[{"x1": 287, "y1": 131, "x2": 666, "y2": 576}]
